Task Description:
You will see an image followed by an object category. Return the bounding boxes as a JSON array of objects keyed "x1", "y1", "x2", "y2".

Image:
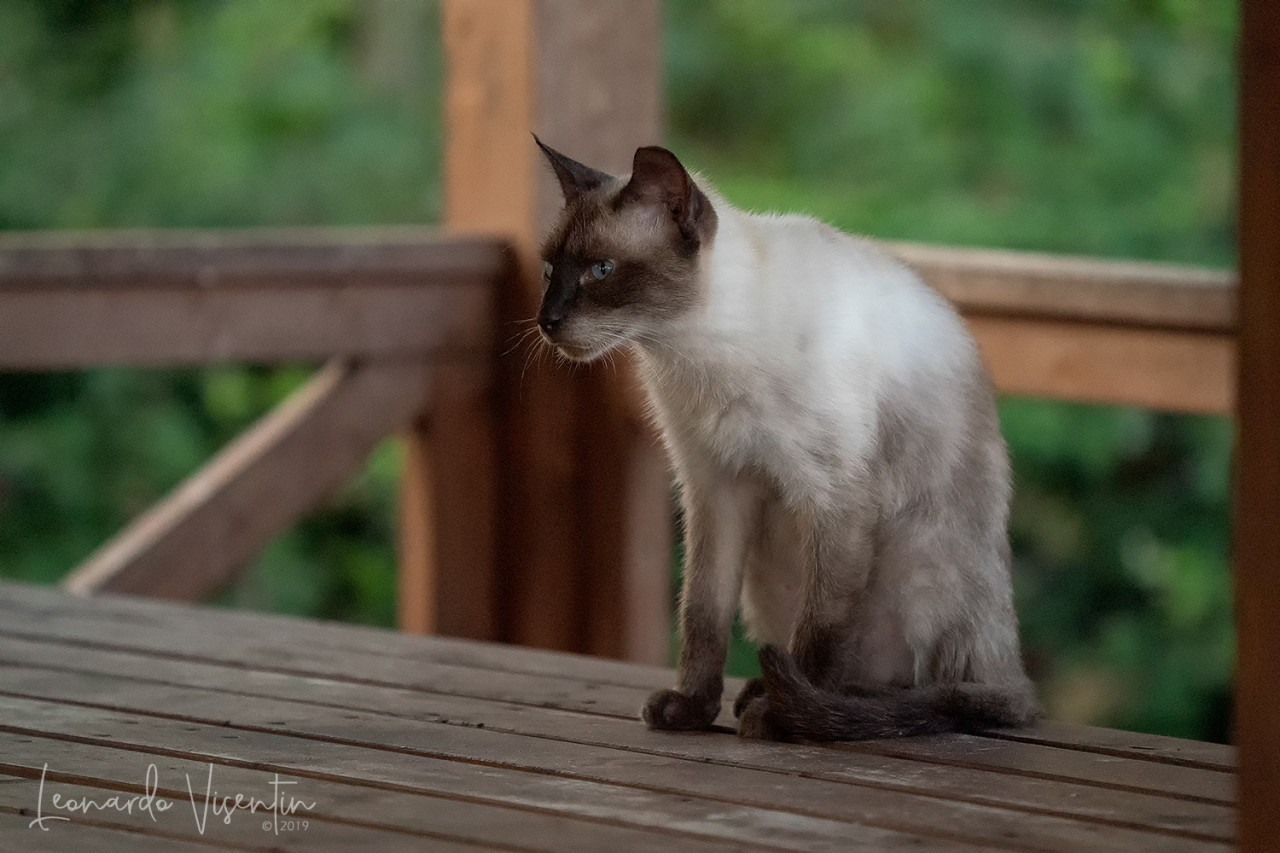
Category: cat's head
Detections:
[{"x1": 534, "y1": 137, "x2": 716, "y2": 361}]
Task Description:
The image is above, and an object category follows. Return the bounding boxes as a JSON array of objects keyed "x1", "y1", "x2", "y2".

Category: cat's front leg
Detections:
[{"x1": 643, "y1": 477, "x2": 756, "y2": 731}]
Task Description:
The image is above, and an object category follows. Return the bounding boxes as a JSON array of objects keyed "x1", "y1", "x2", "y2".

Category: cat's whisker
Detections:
[
  {"x1": 518, "y1": 336, "x2": 546, "y2": 394},
  {"x1": 501, "y1": 324, "x2": 542, "y2": 359}
]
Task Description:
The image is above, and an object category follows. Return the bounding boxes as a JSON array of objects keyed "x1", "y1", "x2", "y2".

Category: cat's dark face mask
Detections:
[{"x1": 533, "y1": 138, "x2": 716, "y2": 362}]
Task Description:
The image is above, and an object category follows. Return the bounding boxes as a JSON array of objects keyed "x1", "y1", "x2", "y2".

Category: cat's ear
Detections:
[
  {"x1": 534, "y1": 135, "x2": 610, "y2": 202},
  {"x1": 619, "y1": 146, "x2": 703, "y2": 233}
]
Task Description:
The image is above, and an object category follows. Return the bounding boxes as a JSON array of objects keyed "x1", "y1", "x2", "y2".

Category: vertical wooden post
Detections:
[
  {"x1": 413, "y1": 0, "x2": 671, "y2": 658},
  {"x1": 531, "y1": 0, "x2": 671, "y2": 664},
  {"x1": 1236, "y1": 3, "x2": 1280, "y2": 849},
  {"x1": 398, "y1": 361, "x2": 501, "y2": 640}
]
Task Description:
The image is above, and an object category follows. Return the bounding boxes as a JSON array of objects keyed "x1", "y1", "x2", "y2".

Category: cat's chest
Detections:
[{"x1": 641, "y1": 348, "x2": 862, "y2": 477}]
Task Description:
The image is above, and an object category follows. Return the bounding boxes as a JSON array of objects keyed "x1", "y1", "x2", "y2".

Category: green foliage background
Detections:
[{"x1": 0, "y1": 0, "x2": 1236, "y2": 742}]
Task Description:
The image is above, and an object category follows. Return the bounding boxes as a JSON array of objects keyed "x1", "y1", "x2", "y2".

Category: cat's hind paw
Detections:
[
  {"x1": 641, "y1": 688, "x2": 719, "y2": 731},
  {"x1": 732, "y1": 678, "x2": 766, "y2": 718},
  {"x1": 735, "y1": 695, "x2": 786, "y2": 741}
]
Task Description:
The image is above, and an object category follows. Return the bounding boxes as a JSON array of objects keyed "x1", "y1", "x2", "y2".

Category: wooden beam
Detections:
[
  {"x1": 63, "y1": 358, "x2": 435, "y2": 601},
  {"x1": 966, "y1": 317, "x2": 1235, "y2": 415},
  {"x1": 532, "y1": 0, "x2": 666, "y2": 660},
  {"x1": 892, "y1": 242, "x2": 1235, "y2": 333},
  {"x1": 397, "y1": 362, "x2": 500, "y2": 641},
  {"x1": 615, "y1": 429, "x2": 675, "y2": 665},
  {"x1": 1235, "y1": 2, "x2": 1280, "y2": 850},
  {"x1": 0, "y1": 227, "x2": 504, "y2": 291},
  {"x1": 0, "y1": 229, "x2": 502, "y2": 369},
  {"x1": 438, "y1": 0, "x2": 668, "y2": 658},
  {"x1": 441, "y1": 1, "x2": 535, "y2": 246},
  {"x1": 893, "y1": 242, "x2": 1238, "y2": 414}
]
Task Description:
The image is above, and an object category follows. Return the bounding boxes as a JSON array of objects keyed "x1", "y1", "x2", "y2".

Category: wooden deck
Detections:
[{"x1": 0, "y1": 582, "x2": 1234, "y2": 852}]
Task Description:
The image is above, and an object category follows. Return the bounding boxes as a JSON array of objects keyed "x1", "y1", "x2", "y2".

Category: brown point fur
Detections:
[{"x1": 535, "y1": 144, "x2": 716, "y2": 359}]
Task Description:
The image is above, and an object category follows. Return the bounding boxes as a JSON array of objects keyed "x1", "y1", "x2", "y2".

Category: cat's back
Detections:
[{"x1": 710, "y1": 206, "x2": 979, "y2": 384}]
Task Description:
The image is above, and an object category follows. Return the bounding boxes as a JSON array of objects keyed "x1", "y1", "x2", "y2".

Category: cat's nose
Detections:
[{"x1": 538, "y1": 312, "x2": 563, "y2": 336}]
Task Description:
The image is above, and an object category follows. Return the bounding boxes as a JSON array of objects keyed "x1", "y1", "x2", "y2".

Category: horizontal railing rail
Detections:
[
  {"x1": 893, "y1": 242, "x2": 1235, "y2": 332},
  {"x1": 0, "y1": 228, "x2": 505, "y2": 369},
  {"x1": 892, "y1": 242, "x2": 1236, "y2": 414}
]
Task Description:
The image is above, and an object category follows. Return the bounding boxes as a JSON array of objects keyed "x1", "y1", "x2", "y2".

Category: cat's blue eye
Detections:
[
  {"x1": 590, "y1": 260, "x2": 615, "y2": 281},
  {"x1": 543, "y1": 261, "x2": 553, "y2": 280}
]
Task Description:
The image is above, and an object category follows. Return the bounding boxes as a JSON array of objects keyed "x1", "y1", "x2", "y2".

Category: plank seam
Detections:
[
  {"x1": 972, "y1": 729, "x2": 1235, "y2": 774},
  {"x1": 833, "y1": 742, "x2": 1233, "y2": 807}
]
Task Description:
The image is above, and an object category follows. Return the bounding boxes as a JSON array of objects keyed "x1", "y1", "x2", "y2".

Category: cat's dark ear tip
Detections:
[
  {"x1": 632, "y1": 145, "x2": 684, "y2": 169},
  {"x1": 534, "y1": 137, "x2": 611, "y2": 201}
]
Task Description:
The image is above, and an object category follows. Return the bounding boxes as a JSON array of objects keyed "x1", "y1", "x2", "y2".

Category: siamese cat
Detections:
[{"x1": 533, "y1": 137, "x2": 1037, "y2": 741}]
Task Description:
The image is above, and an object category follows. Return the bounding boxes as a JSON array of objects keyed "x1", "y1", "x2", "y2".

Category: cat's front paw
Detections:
[
  {"x1": 735, "y1": 695, "x2": 785, "y2": 741},
  {"x1": 642, "y1": 688, "x2": 719, "y2": 731}
]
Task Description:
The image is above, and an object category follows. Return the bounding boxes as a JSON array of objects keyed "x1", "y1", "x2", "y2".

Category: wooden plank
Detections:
[
  {"x1": 31, "y1": 227, "x2": 1223, "y2": 335},
  {"x1": 0, "y1": 639, "x2": 1235, "y2": 844},
  {"x1": 0, "y1": 583, "x2": 1239, "y2": 771},
  {"x1": 892, "y1": 242, "x2": 1235, "y2": 333},
  {"x1": 1236, "y1": 2, "x2": 1280, "y2": 850},
  {"x1": 62, "y1": 359, "x2": 434, "y2": 600},
  {"x1": 0, "y1": 581, "x2": 679, "y2": 692},
  {"x1": 0, "y1": 739, "x2": 738, "y2": 853},
  {"x1": 0, "y1": 230, "x2": 500, "y2": 369},
  {"x1": 0, "y1": 690, "x2": 1219, "y2": 853},
  {"x1": 0, "y1": 697, "x2": 988, "y2": 852},
  {"x1": 0, "y1": 284, "x2": 490, "y2": 369},
  {"x1": 0, "y1": 585, "x2": 1238, "y2": 844},
  {"x1": 0, "y1": 227, "x2": 504, "y2": 292},
  {"x1": 901, "y1": 242, "x2": 1238, "y2": 414},
  {"x1": 0, "y1": 775, "x2": 486, "y2": 853},
  {"x1": 0, "y1": 811, "x2": 229, "y2": 853},
  {"x1": 0, "y1": 611, "x2": 660, "y2": 723},
  {"x1": 981, "y1": 720, "x2": 1235, "y2": 773},
  {"x1": 442, "y1": 0, "x2": 672, "y2": 660},
  {"x1": 966, "y1": 316, "x2": 1235, "y2": 414},
  {"x1": 841, "y1": 735, "x2": 1232, "y2": 804},
  {"x1": 0, "y1": 588, "x2": 1235, "y2": 805},
  {"x1": 398, "y1": 362, "x2": 501, "y2": 640}
]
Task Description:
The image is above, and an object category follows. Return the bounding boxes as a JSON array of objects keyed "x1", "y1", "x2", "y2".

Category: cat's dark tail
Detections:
[{"x1": 755, "y1": 645, "x2": 1038, "y2": 742}]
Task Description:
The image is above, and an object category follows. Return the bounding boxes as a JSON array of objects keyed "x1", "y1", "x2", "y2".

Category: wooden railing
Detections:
[
  {"x1": 0, "y1": 228, "x2": 511, "y2": 639},
  {"x1": 0, "y1": 227, "x2": 1237, "y2": 649},
  {"x1": 895, "y1": 243, "x2": 1236, "y2": 414}
]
